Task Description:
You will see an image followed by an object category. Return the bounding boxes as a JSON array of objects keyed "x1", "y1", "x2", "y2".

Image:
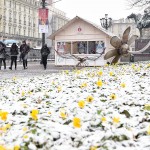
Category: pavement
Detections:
[{"x1": 0, "y1": 60, "x2": 78, "y2": 79}]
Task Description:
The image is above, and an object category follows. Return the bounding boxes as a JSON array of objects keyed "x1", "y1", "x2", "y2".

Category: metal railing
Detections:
[{"x1": 5, "y1": 47, "x2": 55, "y2": 61}]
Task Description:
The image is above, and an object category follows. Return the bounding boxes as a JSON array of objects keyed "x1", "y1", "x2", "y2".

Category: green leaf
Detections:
[
  {"x1": 121, "y1": 110, "x2": 131, "y2": 118},
  {"x1": 31, "y1": 129, "x2": 37, "y2": 134},
  {"x1": 144, "y1": 105, "x2": 150, "y2": 111},
  {"x1": 97, "y1": 110, "x2": 102, "y2": 115}
]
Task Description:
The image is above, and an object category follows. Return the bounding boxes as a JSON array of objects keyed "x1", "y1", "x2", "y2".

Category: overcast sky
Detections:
[{"x1": 54, "y1": 0, "x2": 143, "y2": 24}]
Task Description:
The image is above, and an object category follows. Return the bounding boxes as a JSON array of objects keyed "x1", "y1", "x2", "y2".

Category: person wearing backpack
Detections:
[
  {"x1": 9, "y1": 43, "x2": 19, "y2": 70},
  {"x1": 0, "y1": 42, "x2": 6, "y2": 70},
  {"x1": 41, "y1": 44, "x2": 50, "y2": 70},
  {"x1": 20, "y1": 40, "x2": 30, "y2": 69}
]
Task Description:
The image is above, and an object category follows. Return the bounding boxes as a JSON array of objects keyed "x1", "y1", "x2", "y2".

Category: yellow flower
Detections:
[
  {"x1": 105, "y1": 64, "x2": 109, "y2": 67},
  {"x1": 73, "y1": 117, "x2": 81, "y2": 128},
  {"x1": 131, "y1": 64, "x2": 135, "y2": 69},
  {"x1": 57, "y1": 86, "x2": 62, "y2": 92},
  {"x1": 14, "y1": 145, "x2": 20, "y2": 150},
  {"x1": 22, "y1": 127, "x2": 28, "y2": 131},
  {"x1": 0, "y1": 145, "x2": 6, "y2": 150},
  {"x1": 28, "y1": 91, "x2": 32, "y2": 95},
  {"x1": 23, "y1": 135, "x2": 28, "y2": 139},
  {"x1": 97, "y1": 71, "x2": 103, "y2": 76},
  {"x1": 109, "y1": 72, "x2": 114, "y2": 76},
  {"x1": 96, "y1": 80, "x2": 103, "y2": 87},
  {"x1": 0, "y1": 111, "x2": 8, "y2": 121},
  {"x1": 86, "y1": 95, "x2": 94, "y2": 102},
  {"x1": 110, "y1": 94, "x2": 116, "y2": 100},
  {"x1": 21, "y1": 91, "x2": 25, "y2": 96},
  {"x1": 80, "y1": 82, "x2": 87, "y2": 88},
  {"x1": 5, "y1": 124, "x2": 11, "y2": 129},
  {"x1": 147, "y1": 125, "x2": 150, "y2": 135},
  {"x1": 113, "y1": 117, "x2": 120, "y2": 123},
  {"x1": 101, "y1": 117, "x2": 107, "y2": 122},
  {"x1": 48, "y1": 111, "x2": 51, "y2": 115},
  {"x1": 30, "y1": 109, "x2": 38, "y2": 121},
  {"x1": 120, "y1": 83, "x2": 126, "y2": 88},
  {"x1": 90, "y1": 146, "x2": 97, "y2": 150},
  {"x1": 76, "y1": 70, "x2": 81, "y2": 74},
  {"x1": 78, "y1": 100, "x2": 85, "y2": 109},
  {"x1": 64, "y1": 70, "x2": 69, "y2": 74},
  {"x1": 13, "y1": 76, "x2": 17, "y2": 81},
  {"x1": 60, "y1": 109, "x2": 67, "y2": 119}
]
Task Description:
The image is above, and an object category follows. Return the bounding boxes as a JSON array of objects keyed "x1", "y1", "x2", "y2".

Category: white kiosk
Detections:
[{"x1": 48, "y1": 16, "x2": 114, "y2": 66}]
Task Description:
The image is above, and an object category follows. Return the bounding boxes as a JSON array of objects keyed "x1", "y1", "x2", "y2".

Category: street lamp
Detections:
[
  {"x1": 100, "y1": 14, "x2": 112, "y2": 30},
  {"x1": 40, "y1": 0, "x2": 62, "y2": 47}
]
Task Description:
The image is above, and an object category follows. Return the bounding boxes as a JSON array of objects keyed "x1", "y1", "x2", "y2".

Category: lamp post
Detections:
[
  {"x1": 41, "y1": 0, "x2": 46, "y2": 47},
  {"x1": 100, "y1": 14, "x2": 112, "y2": 30}
]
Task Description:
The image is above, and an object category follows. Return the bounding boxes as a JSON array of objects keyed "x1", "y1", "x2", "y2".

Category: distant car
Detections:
[{"x1": 4, "y1": 40, "x2": 19, "y2": 47}]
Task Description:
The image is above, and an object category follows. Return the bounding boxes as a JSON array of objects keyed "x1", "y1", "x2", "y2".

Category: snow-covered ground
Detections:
[{"x1": 0, "y1": 61, "x2": 150, "y2": 150}]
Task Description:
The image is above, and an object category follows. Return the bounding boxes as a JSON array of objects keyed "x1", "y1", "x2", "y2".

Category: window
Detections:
[
  {"x1": 19, "y1": 29, "x2": 21, "y2": 35},
  {"x1": 57, "y1": 42, "x2": 71, "y2": 54},
  {"x1": 72, "y1": 41, "x2": 87, "y2": 54},
  {"x1": 14, "y1": 28, "x2": 16, "y2": 34},
  {"x1": 56, "y1": 41, "x2": 105, "y2": 55},
  {"x1": 9, "y1": 27, "x2": 11, "y2": 34}
]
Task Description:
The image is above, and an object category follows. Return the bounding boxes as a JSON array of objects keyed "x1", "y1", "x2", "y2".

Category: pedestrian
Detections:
[
  {"x1": 9, "y1": 43, "x2": 19, "y2": 70},
  {"x1": 20, "y1": 40, "x2": 30, "y2": 69},
  {"x1": 41, "y1": 44, "x2": 50, "y2": 70},
  {"x1": 0, "y1": 42, "x2": 6, "y2": 70}
]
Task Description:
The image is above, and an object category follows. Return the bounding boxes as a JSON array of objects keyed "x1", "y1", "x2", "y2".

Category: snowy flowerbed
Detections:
[{"x1": 0, "y1": 61, "x2": 150, "y2": 150}]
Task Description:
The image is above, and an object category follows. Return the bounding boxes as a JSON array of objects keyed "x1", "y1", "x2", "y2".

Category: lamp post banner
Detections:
[{"x1": 38, "y1": 8, "x2": 49, "y2": 33}]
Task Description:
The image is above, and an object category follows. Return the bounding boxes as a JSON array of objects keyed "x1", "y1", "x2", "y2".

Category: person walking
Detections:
[
  {"x1": 9, "y1": 43, "x2": 19, "y2": 70},
  {"x1": 41, "y1": 44, "x2": 50, "y2": 70},
  {"x1": 20, "y1": 41, "x2": 30, "y2": 69},
  {"x1": 0, "y1": 42, "x2": 6, "y2": 70}
]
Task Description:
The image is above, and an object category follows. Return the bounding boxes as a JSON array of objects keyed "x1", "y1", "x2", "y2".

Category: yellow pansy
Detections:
[
  {"x1": 120, "y1": 83, "x2": 126, "y2": 88},
  {"x1": 97, "y1": 71, "x2": 103, "y2": 76},
  {"x1": 101, "y1": 117, "x2": 107, "y2": 122},
  {"x1": 13, "y1": 76, "x2": 17, "y2": 81},
  {"x1": 23, "y1": 135, "x2": 28, "y2": 139},
  {"x1": 73, "y1": 117, "x2": 81, "y2": 128},
  {"x1": 21, "y1": 91, "x2": 25, "y2": 96},
  {"x1": 22, "y1": 127, "x2": 28, "y2": 131},
  {"x1": 48, "y1": 111, "x2": 51, "y2": 115},
  {"x1": 76, "y1": 70, "x2": 81, "y2": 74},
  {"x1": 90, "y1": 146, "x2": 97, "y2": 150},
  {"x1": 30, "y1": 109, "x2": 38, "y2": 121},
  {"x1": 86, "y1": 95, "x2": 94, "y2": 103},
  {"x1": 147, "y1": 125, "x2": 150, "y2": 135},
  {"x1": 113, "y1": 117, "x2": 120, "y2": 123},
  {"x1": 110, "y1": 94, "x2": 116, "y2": 100},
  {"x1": 78, "y1": 100, "x2": 85, "y2": 109},
  {"x1": 14, "y1": 145, "x2": 20, "y2": 150},
  {"x1": 96, "y1": 80, "x2": 103, "y2": 87},
  {"x1": 0, "y1": 145, "x2": 6, "y2": 150},
  {"x1": 57, "y1": 86, "x2": 62, "y2": 92},
  {"x1": 60, "y1": 109, "x2": 67, "y2": 119},
  {"x1": 0, "y1": 111, "x2": 8, "y2": 121},
  {"x1": 80, "y1": 82, "x2": 87, "y2": 88},
  {"x1": 109, "y1": 72, "x2": 114, "y2": 76}
]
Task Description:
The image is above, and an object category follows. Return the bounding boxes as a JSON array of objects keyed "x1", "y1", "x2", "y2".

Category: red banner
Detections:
[{"x1": 38, "y1": 8, "x2": 49, "y2": 25}]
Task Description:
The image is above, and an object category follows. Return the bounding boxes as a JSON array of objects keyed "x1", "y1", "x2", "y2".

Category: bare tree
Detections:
[{"x1": 127, "y1": 0, "x2": 150, "y2": 8}]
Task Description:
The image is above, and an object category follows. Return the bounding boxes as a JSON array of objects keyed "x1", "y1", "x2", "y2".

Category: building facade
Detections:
[
  {"x1": 0, "y1": 0, "x2": 69, "y2": 47},
  {"x1": 110, "y1": 18, "x2": 140, "y2": 38}
]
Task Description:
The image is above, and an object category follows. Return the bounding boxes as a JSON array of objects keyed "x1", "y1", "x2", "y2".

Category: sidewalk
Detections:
[{"x1": 0, "y1": 60, "x2": 76, "y2": 79}]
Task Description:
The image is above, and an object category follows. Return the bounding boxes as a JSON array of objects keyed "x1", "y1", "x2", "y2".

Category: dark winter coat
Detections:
[
  {"x1": 41, "y1": 46, "x2": 50, "y2": 56},
  {"x1": 10, "y1": 44, "x2": 19, "y2": 56},
  {"x1": 0, "y1": 42, "x2": 6, "y2": 58},
  {"x1": 20, "y1": 44, "x2": 30, "y2": 54}
]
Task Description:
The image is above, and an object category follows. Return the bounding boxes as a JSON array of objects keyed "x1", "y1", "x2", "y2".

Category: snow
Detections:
[{"x1": 0, "y1": 61, "x2": 150, "y2": 150}]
